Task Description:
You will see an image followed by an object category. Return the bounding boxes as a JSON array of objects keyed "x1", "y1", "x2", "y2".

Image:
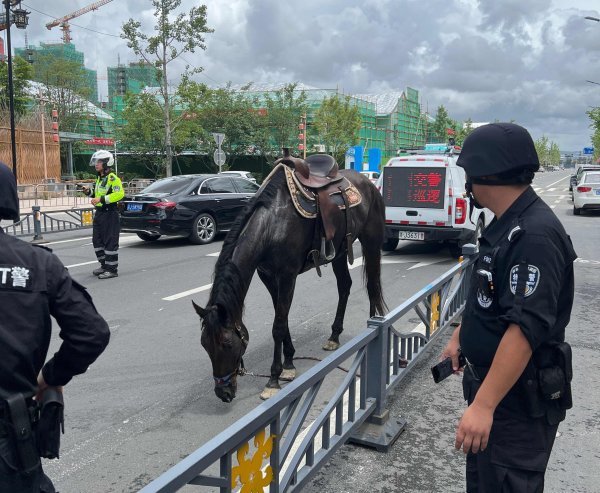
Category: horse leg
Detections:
[
  {"x1": 323, "y1": 254, "x2": 352, "y2": 351},
  {"x1": 258, "y1": 270, "x2": 297, "y2": 399}
]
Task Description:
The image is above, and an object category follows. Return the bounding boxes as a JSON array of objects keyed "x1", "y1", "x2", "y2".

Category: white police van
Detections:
[{"x1": 379, "y1": 143, "x2": 492, "y2": 257}]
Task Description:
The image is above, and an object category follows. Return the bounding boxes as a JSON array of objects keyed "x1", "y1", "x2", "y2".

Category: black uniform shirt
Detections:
[
  {"x1": 460, "y1": 186, "x2": 577, "y2": 367},
  {"x1": 0, "y1": 229, "x2": 110, "y2": 398}
]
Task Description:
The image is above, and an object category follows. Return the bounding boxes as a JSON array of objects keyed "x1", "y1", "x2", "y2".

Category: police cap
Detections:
[
  {"x1": 457, "y1": 123, "x2": 540, "y2": 178},
  {"x1": 0, "y1": 161, "x2": 19, "y2": 221}
]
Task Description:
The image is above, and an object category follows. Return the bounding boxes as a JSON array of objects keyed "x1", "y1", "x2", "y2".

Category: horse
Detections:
[{"x1": 193, "y1": 154, "x2": 387, "y2": 402}]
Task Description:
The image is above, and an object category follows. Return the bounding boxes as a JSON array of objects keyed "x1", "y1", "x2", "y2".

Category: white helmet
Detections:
[{"x1": 90, "y1": 149, "x2": 114, "y2": 168}]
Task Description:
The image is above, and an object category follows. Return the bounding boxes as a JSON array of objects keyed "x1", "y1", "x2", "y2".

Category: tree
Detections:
[
  {"x1": 586, "y1": 107, "x2": 600, "y2": 161},
  {"x1": 32, "y1": 53, "x2": 92, "y2": 133},
  {"x1": 258, "y1": 83, "x2": 308, "y2": 161},
  {"x1": 179, "y1": 81, "x2": 263, "y2": 168},
  {"x1": 455, "y1": 118, "x2": 474, "y2": 146},
  {"x1": 549, "y1": 142, "x2": 561, "y2": 167},
  {"x1": 313, "y1": 95, "x2": 362, "y2": 165},
  {"x1": 122, "y1": 0, "x2": 213, "y2": 177},
  {"x1": 0, "y1": 56, "x2": 33, "y2": 116},
  {"x1": 431, "y1": 105, "x2": 453, "y2": 142},
  {"x1": 534, "y1": 136, "x2": 550, "y2": 168}
]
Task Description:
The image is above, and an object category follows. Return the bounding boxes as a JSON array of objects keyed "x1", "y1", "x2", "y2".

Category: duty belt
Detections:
[{"x1": 97, "y1": 203, "x2": 118, "y2": 212}]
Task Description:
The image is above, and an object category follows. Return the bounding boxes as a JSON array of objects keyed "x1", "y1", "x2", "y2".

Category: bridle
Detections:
[{"x1": 212, "y1": 323, "x2": 248, "y2": 388}]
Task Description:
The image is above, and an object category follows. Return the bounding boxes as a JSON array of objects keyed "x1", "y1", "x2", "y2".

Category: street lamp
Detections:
[
  {"x1": 585, "y1": 16, "x2": 600, "y2": 22},
  {"x1": 3, "y1": 0, "x2": 30, "y2": 180}
]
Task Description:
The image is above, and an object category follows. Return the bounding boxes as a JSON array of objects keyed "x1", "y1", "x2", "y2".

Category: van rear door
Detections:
[{"x1": 382, "y1": 163, "x2": 449, "y2": 225}]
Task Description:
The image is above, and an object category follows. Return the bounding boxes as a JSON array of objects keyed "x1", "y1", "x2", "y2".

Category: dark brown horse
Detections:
[{"x1": 193, "y1": 157, "x2": 386, "y2": 402}]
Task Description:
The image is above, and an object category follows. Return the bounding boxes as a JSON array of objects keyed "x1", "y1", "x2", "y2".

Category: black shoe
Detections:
[
  {"x1": 98, "y1": 271, "x2": 118, "y2": 279},
  {"x1": 93, "y1": 267, "x2": 106, "y2": 276}
]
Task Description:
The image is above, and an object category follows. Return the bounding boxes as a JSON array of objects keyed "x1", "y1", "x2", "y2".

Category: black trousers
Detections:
[
  {"x1": 463, "y1": 370, "x2": 559, "y2": 493},
  {"x1": 0, "y1": 436, "x2": 55, "y2": 493},
  {"x1": 92, "y1": 208, "x2": 120, "y2": 273}
]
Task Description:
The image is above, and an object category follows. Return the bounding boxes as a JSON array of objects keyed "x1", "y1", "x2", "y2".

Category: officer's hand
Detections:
[
  {"x1": 35, "y1": 373, "x2": 63, "y2": 402},
  {"x1": 455, "y1": 402, "x2": 493, "y2": 454},
  {"x1": 82, "y1": 186, "x2": 90, "y2": 194},
  {"x1": 91, "y1": 197, "x2": 100, "y2": 205},
  {"x1": 441, "y1": 324, "x2": 462, "y2": 372}
]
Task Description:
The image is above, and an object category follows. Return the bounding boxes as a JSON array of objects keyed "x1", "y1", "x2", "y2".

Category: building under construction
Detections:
[{"x1": 15, "y1": 42, "x2": 98, "y2": 102}]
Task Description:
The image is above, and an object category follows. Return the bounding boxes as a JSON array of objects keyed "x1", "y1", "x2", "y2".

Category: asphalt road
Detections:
[{"x1": 22, "y1": 169, "x2": 598, "y2": 492}]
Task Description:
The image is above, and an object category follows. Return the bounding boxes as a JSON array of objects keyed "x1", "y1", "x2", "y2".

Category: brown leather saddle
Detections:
[{"x1": 274, "y1": 150, "x2": 362, "y2": 276}]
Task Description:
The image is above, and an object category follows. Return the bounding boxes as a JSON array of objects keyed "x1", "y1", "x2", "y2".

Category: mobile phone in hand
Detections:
[{"x1": 431, "y1": 353, "x2": 466, "y2": 383}]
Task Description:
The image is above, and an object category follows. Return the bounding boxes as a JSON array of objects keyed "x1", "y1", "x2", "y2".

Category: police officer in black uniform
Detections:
[
  {"x1": 0, "y1": 162, "x2": 111, "y2": 492},
  {"x1": 441, "y1": 123, "x2": 577, "y2": 492}
]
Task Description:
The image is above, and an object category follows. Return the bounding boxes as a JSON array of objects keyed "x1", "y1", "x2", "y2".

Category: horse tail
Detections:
[{"x1": 361, "y1": 186, "x2": 388, "y2": 316}]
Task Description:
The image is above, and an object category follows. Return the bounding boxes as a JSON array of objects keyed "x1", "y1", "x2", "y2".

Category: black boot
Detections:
[{"x1": 93, "y1": 265, "x2": 106, "y2": 276}]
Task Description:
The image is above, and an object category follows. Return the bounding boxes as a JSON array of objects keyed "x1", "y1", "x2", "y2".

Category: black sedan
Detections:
[{"x1": 119, "y1": 174, "x2": 259, "y2": 244}]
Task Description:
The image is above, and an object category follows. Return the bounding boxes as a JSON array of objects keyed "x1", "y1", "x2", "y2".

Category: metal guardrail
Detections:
[
  {"x1": 139, "y1": 250, "x2": 477, "y2": 493},
  {"x1": 3, "y1": 206, "x2": 95, "y2": 239}
]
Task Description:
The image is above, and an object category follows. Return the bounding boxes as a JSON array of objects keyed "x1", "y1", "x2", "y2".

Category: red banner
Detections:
[{"x1": 84, "y1": 137, "x2": 114, "y2": 146}]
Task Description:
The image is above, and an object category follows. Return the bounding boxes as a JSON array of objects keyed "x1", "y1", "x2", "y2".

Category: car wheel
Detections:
[
  {"x1": 573, "y1": 206, "x2": 581, "y2": 216},
  {"x1": 449, "y1": 218, "x2": 484, "y2": 258},
  {"x1": 190, "y1": 213, "x2": 217, "y2": 244},
  {"x1": 137, "y1": 232, "x2": 161, "y2": 241},
  {"x1": 382, "y1": 237, "x2": 399, "y2": 252}
]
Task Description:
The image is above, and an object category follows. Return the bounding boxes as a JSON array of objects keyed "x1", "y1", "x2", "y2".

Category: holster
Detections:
[
  {"x1": 36, "y1": 388, "x2": 64, "y2": 460},
  {"x1": 5, "y1": 393, "x2": 41, "y2": 474}
]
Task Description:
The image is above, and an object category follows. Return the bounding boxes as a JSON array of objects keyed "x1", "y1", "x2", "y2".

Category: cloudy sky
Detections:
[{"x1": 11, "y1": 0, "x2": 600, "y2": 151}]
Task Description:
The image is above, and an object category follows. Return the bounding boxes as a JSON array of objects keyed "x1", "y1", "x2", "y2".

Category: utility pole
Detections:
[
  {"x1": 37, "y1": 89, "x2": 49, "y2": 181},
  {"x1": 298, "y1": 112, "x2": 307, "y2": 159}
]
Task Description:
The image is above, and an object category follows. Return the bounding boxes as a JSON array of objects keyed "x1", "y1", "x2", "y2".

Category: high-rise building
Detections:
[{"x1": 15, "y1": 42, "x2": 98, "y2": 102}]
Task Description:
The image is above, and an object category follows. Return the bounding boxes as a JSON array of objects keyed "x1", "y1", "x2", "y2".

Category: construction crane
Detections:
[{"x1": 45, "y1": 0, "x2": 114, "y2": 44}]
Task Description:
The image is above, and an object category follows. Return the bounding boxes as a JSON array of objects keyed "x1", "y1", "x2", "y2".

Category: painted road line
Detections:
[
  {"x1": 550, "y1": 205, "x2": 556, "y2": 209},
  {"x1": 546, "y1": 175, "x2": 570, "y2": 188},
  {"x1": 574, "y1": 257, "x2": 600, "y2": 266},
  {"x1": 66, "y1": 261, "x2": 97, "y2": 269},
  {"x1": 206, "y1": 251, "x2": 221, "y2": 257},
  {"x1": 162, "y1": 283, "x2": 213, "y2": 301}
]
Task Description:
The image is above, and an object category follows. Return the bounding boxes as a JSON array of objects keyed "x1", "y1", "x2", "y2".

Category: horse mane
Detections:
[{"x1": 205, "y1": 166, "x2": 286, "y2": 336}]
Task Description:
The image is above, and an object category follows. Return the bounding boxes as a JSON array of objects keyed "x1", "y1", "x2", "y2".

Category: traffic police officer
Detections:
[
  {"x1": 0, "y1": 162, "x2": 110, "y2": 492},
  {"x1": 82, "y1": 150, "x2": 124, "y2": 279},
  {"x1": 441, "y1": 123, "x2": 577, "y2": 492}
]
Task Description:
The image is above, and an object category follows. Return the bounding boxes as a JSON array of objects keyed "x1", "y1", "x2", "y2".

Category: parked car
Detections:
[
  {"x1": 119, "y1": 174, "x2": 259, "y2": 244},
  {"x1": 570, "y1": 164, "x2": 600, "y2": 193},
  {"x1": 360, "y1": 171, "x2": 380, "y2": 183},
  {"x1": 573, "y1": 170, "x2": 600, "y2": 215},
  {"x1": 218, "y1": 170, "x2": 258, "y2": 184}
]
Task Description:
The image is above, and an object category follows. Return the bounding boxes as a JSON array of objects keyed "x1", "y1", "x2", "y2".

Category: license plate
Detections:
[
  {"x1": 596, "y1": 189, "x2": 600, "y2": 195},
  {"x1": 399, "y1": 231, "x2": 425, "y2": 240},
  {"x1": 127, "y1": 203, "x2": 143, "y2": 212}
]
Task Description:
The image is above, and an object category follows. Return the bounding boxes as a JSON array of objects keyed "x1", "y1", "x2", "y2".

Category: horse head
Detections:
[{"x1": 193, "y1": 300, "x2": 249, "y2": 403}]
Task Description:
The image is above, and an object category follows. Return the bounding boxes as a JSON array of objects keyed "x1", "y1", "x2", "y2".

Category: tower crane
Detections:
[{"x1": 45, "y1": 0, "x2": 114, "y2": 44}]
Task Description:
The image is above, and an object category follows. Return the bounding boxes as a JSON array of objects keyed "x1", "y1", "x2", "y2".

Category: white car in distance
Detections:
[{"x1": 573, "y1": 170, "x2": 600, "y2": 215}]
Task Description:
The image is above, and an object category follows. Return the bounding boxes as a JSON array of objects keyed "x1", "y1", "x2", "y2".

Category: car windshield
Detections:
[
  {"x1": 142, "y1": 177, "x2": 196, "y2": 194},
  {"x1": 584, "y1": 172, "x2": 600, "y2": 184}
]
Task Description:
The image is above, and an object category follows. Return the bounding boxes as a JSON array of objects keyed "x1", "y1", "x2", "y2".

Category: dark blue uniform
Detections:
[
  {"x1": 460, "y1": 186, "x2": 576, "y2": 492},
  {"x1": 0, "y1": 163, "x2": 110, "y2": 492}
]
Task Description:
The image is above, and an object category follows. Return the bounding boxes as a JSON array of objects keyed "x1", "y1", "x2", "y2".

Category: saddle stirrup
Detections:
[{"x1": 321, "y1": 237, "x2": 336, "y2": 262}]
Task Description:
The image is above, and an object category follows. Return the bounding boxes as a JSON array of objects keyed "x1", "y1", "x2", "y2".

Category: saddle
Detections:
[{"x1": 274, "y1": 150, "x2": 362, "y2": 276}]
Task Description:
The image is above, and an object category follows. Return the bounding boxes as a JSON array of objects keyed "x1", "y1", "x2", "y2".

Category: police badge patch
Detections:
[
  {"x1": 477, "y1": 289, "x2": 493, "y2": 308},
  {"x1": 509, "y1": 264, "x2": 540, "y2": 296}
]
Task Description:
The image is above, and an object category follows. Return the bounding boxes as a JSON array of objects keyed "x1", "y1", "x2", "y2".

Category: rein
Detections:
[{"x1": 212, "y1": 323, "x2": 248, "y2": 387}]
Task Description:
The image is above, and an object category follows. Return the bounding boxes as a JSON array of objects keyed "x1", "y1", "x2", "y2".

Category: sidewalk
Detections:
[{"x1": 306, "y1": 270, "x2": 600, "y2": 493}]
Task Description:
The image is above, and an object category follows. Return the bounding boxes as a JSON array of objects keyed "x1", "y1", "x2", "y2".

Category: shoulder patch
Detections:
[
  {"x1": 509, "y1": 264, "x2": 540, "y2": 296},
  {"x1": 0, "y1": 264, "x2": 33, "y2": 290}
]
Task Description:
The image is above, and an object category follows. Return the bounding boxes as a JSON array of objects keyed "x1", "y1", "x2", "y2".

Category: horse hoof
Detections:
[
  {"x1": 322, "y1": 340, "x2": 340, "y2": 351},
  {"x1": 260, "y1": 387, "x2": 280, "y2": 400},
  {"x1": 280, "y1": 368, "x2": 296, "y2": 381}
]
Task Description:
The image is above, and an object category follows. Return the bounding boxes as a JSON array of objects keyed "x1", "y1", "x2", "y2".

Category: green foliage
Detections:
[
  {"x1": 0, "y1": 56, "x2": 33, "y2": 116},
  {"x1": 455, "y1": 118, "x2": 474, "y2": 146},
  {"x1": 431, "y1": 105, "x2": 453, "y2": 142},
  {"x1": 534, "y1": 135, "x2": 560, "y2": 167},
  {"x1": 314, "y1": 95, "x2": 362, "y2": 164},
  {"x1": 178, "y1": 81, "x2": 264, "y2": 167},
  {"x1": 121, "y1": 0, "x2": 213, "y2": 176},
  {"x1": 260, "y1": 83, "x2": 308, "y2": 160},
  {"x1": 587, "y1": 107, "x2": 600, "y2": 161},
  {"x1": 33, "y1": 53, "x2": 93, "y2": 132}
]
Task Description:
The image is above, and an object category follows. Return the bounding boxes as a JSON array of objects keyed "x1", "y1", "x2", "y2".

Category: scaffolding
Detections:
[{"x1": 107, "y1": 61, "x2": 160, "y2": 103}]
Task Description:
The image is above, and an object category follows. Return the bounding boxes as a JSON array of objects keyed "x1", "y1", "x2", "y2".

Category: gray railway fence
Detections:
[
  {"x1": 139, "y1": 249, "x2": 477, "y2": 493},
  {"x1": 2, "y1": 180, "x2": 153, "y2": 239}
]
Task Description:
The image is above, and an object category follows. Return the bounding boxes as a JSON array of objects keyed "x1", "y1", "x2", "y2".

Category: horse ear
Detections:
[{"x1": 192, "y1": 300, "x2": 207, "y2": 318}]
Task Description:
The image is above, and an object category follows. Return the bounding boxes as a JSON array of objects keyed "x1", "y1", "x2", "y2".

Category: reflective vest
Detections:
[{"x1": 92, "y1": 172, "x2": 124, "y2": 207}]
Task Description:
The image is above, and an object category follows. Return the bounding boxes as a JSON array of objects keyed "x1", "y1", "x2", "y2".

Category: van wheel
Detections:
[
  {"x1": 382, "y1": 237, "x2": 399, "y2": 252},
  {"x1": 190, "y1": 213, "x2": 217, "y2": 244},
  {"x1": 449, "y1": 218, "x2": 484, "y2": 258},
  {"x1": 137, "y1": 232, "x2": 161, "y2": 241}
]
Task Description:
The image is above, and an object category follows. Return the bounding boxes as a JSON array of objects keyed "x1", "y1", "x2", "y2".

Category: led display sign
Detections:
[{"x1": 383, "y1": 167, "x2": 446, "y2": 209}]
